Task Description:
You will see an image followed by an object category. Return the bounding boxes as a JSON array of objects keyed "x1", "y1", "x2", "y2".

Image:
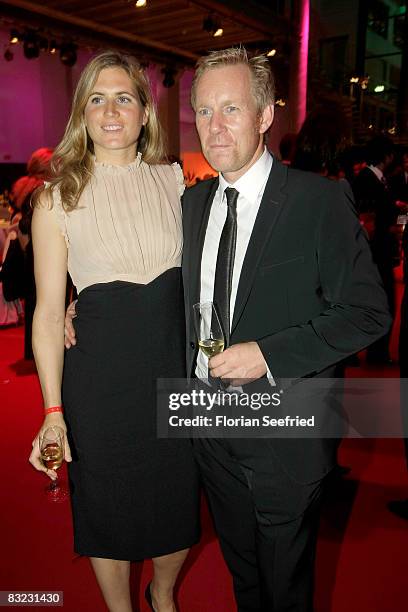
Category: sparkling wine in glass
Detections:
[
  {"x1": 39, "y1": 426, "x2": 69, "y2": 503},
  {"x1": 193, "y1": 301, "x2": 225, "y2": 358}
]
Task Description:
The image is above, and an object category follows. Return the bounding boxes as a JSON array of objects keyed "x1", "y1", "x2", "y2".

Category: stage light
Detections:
[
  {"x1": 350, "y1": 76, "x2": 359, "y2": 83},
  {"x1": 60, "y1": 42, "x2": 77, "y2": 67},
  {"x1": 10, "y1": 29, "x2": 19, "y2": 44},
  {"x1": 135, "y1": 0, "x2": 147, "y2": 6},
  {"x1": 39, "y1": 36, "x2": 49, "y2": 52},
  {"x1": 203, "y1": 15, "x2": 223, "y2": 37},
  {"x1": 49, "y1": 40, "x2": 57, "y2": 54},
  {"x1": 374, "y1": 84, "x2": 385, "y2": 93},
  {"x1": 4, "y1": 48, "x2": 14, "y2": 61},
  {"x1": 267, "y1": 49, "x2": 277, "y2": 57},
  {"x1": 23, "y1": 31, "x2": 40, "y2": 59},
  {"x1": 276, "y1": 99, "x2": 286, "y2": 107}
]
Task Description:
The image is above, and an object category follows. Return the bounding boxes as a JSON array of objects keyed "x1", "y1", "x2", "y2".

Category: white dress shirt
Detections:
[
  {"x1": 368, "y1": 165, "x2": 386, "y2": 184},
  {"x1": 196, "y1": 147, "x2": 273, "y2": 379}
]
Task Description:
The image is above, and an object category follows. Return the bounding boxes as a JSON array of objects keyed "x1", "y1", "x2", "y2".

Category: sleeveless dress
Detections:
[{"x1": 52, "y1": 155, "x2": 200, "y2": 560}]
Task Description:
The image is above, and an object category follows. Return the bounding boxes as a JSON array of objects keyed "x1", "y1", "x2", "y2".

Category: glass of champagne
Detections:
[
  {"x1": 39, "y1": 426, "x2": 69, "y2": 503},
  {"x1": 193, "y1": 301, "x2": 225, "y2": 359}
]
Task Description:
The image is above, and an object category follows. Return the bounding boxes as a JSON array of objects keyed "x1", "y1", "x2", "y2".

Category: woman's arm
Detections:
[{"x1": 29, "y1": 194, "x2": 72, "y2": 479}]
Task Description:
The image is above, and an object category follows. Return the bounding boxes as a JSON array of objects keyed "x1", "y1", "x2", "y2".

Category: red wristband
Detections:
[{"x1": 44, "y1": 406, "x2": 63, "y2": 415}]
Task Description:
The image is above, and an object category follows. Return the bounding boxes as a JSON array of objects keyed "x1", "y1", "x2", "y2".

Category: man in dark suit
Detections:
[
  {"x1": 390, "y1": 149, "x2": 408, "y2": 206},
  {"x1": 182, "y1": 48, "x2": 391, "y2": 611},
  {"x1": 352, "y1": 136, "x2": 398, "y2": 364}
]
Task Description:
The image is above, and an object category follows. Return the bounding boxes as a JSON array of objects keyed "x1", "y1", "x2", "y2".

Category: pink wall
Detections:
[
  {"x1": 0, "y1": 28, "x2": 97, "y2": 163},
  {"x1": 0, "y1": 26, "x2": 291, "y2": 174}
]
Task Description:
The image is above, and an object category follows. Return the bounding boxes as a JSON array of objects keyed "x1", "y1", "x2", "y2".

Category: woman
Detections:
[{"x1": 29, "y1": 51, "x2": 200, "y2": 612}]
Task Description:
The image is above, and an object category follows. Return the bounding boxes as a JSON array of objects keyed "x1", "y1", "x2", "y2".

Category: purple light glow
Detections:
[{"x1": 297, "y1": 0, "x2": 310, "y2": 130}]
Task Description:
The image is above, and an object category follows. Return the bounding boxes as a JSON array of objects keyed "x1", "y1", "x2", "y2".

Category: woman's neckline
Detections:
[{"x1": 93, "y1": 152, "x2": 142, "y2": 172}]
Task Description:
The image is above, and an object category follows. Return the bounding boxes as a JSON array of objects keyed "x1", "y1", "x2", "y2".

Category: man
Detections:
[
  {"x1": 352, "y1": 135, "x2": 398, "y2": 364},
  {"x1": 66, "y1": 48, "x2": 390, "y2": 610},
  {"x1": 388, "y1": 220, "x2": 408, "y2": 520},
  {"x1": 182, "y1": 48, "x2": 390, "y2": 611},
  {"x1": 390, "y1": 149, "x2": 408, "y2": 206}
]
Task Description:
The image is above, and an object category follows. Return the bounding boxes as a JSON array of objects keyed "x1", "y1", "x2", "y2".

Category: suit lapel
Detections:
[
  {"x1": 231, "y1": 159, "x2": 288, "y2": 333},
  {"x1": 188, "y1": 178, "x2": 219, "y2": 306}
]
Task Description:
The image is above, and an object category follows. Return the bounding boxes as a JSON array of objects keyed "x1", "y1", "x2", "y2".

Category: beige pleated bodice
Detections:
[{"x1": 51, "y1": 154, "x2": 184, "y2": 293}]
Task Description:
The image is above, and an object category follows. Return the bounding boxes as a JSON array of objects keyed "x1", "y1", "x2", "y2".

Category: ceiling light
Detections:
[
  {"x1": 60, "y1": 42, "x2": 77, "y2": 67},
  {"x1": 267, "y1": 49, "x2": 276, "y2": 57},
  {"x1": 23, "y1": 31, "x2": 40, "y2": 59},
  {"x1": 10, "y1": 29, "x2": 19, "y2": 44},
  {"x1": 39, "y1": 36, "x2": 49, "y2": 52},
  {"x1": 203, "y1": 15, "x2": 222, "y2": 37},
  {"x1": 135, "y1": 0, "x2": 147, "y2": 6}
]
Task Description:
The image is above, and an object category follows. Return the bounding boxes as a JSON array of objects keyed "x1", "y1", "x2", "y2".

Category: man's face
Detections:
[{"x1": 194, "y1": 64, "x2": 274, "y2": 183}]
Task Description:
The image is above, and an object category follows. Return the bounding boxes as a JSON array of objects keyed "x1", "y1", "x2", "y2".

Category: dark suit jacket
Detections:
[
  {"x1": 390, "y1": 171, "x2": 408, "y2": 205},
  {"x1": 182, "y1": 158, "x2": 391, "y2": 484},
  {"x1": 352, "y1": 166, "x2": 398, "y2": 248}
]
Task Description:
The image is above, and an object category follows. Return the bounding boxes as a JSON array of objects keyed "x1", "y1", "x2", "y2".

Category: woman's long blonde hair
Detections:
[{"x1": 41, "y1": 51, "x2": 166, "y2": 211}]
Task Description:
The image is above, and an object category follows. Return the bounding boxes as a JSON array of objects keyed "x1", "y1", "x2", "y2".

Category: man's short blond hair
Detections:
[{"x1": 191, "y1": 47, "x2": 275, "y2": 114}]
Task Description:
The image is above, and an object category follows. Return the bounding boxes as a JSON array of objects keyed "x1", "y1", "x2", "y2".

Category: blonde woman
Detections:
[{"x1": 29, "y1": 52, "x2": 199, "y2": 612}]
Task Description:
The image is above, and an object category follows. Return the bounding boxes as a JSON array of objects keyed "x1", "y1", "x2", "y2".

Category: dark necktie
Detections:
[{"x1": 213, "y1": 187, "x2": 239, "y2": 348}]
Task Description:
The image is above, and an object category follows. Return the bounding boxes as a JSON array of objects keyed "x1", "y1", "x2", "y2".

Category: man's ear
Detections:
[{"x1": 259, "y1": 104, "x2": 274, "y2": 134}]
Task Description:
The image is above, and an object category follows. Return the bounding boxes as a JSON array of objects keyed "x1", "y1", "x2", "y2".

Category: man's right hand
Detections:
[{"x1": 64, "y1": 300, "x2": 77, "y2": 349}]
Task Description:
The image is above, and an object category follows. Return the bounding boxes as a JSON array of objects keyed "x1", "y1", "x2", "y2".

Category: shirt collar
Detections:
[
  {"x1": 368, "y1": 164, "x2": 384, "y2": 182},
  {"x1": 218, "y1": 147, "x2": 273, "y2": 205}
]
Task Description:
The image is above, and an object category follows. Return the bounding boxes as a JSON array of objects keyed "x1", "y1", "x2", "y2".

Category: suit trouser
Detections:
[{"x1": 193, "y1": 438, "x2": 323, "y2": 612}]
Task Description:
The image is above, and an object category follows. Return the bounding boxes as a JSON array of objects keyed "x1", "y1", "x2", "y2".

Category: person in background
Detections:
[
  {"x1": 388, "y1": 221, "x2": 408, "y2": 520},
  {"x1": 352, "y1": 135, "x2": 398, "y2": 365},
  {"x1": 29, "y1": 51, "x2": 199, "y2": 612},
  {"x1": 17, "y1": 148, "x2": 53, "y2": 359},
  {"x1": 292, "y1": 104, "x2": 350, "y2": 180},
  {"x1": 278, "y1": 132, "x2": 296, "y2": 166},
  {"x1": 0, "y1": 149, "x2": 52, "y2": 331}
]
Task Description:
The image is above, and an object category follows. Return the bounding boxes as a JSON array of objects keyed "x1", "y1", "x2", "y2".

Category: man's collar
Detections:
[
  {"x1": 218, "y1": 148, "x2": 273, "y2": 205},
  {"x1": 368, "y1": 164, "x2": 384, "y2": 182}
]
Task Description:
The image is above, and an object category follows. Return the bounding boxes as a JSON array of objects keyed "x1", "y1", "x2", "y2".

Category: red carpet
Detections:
[{"x1": 1, "y1": 274, "x2": 408, "y2": 611}]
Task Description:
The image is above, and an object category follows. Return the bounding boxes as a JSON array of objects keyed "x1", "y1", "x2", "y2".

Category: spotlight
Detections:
[
  {"x1": 23, "y1": 31, "x2": 40, "y2": 59},
  {"x1": 4, "y1": 48, "x2": 14, "y2": 62},
  {"x1": 203, "y1": 15, "x2": 223, "y2": 37},
  {"x1": 162, "y1": 67, "x2": 176, "y2": 88},
  {"x1": 60, "y1": 42, "x2": 77, "y2": 67},
  {"x1": 135, "y1": 0, "x2": 147, "y2": 6},
  {"x1": 10, "y1": 29, "x2": 20, "y2": 44},
  {"x1": 39, "y1": 36, "x2": 49, "y2": 52}
]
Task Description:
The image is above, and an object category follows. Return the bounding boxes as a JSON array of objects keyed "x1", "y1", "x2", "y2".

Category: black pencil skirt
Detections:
[{"x1": 62, "y1": 269, "x2": 200, "y2": 560}]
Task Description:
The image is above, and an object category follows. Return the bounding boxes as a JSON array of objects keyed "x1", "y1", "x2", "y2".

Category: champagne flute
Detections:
[
  {"x1": 193, "y1": 301, "x2": 225, "y2": 358},
  {"x1": 39, "y1": 426, "x2": 69, "y2": 503}
]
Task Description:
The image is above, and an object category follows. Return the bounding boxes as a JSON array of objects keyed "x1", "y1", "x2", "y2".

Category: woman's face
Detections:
[{"x1": 84, "y1": 67, "x2": 148, "y2": 164}]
